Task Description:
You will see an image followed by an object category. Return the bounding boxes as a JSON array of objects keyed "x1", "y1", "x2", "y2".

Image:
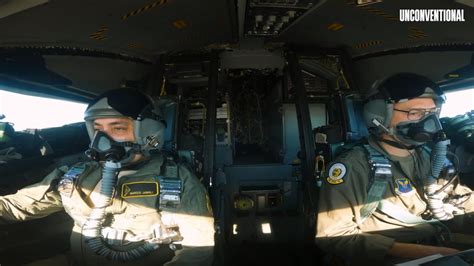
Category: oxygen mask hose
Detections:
[
  {"x1": 83, "y1": 160, "x2": 159, "y2": 261},
  {"x1": 425, "y1": 133, "x2": 453, "y2": 221}
]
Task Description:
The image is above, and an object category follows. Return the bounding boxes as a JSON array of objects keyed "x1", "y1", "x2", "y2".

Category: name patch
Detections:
[{"x1": 121, "y1": 181, "x2": 159, "y2": 198}]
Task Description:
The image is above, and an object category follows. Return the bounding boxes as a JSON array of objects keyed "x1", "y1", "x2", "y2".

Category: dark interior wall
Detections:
[
  {"x1": 231, "y1": 71, "x2": 282, "y2": 164},
  {"x1": 352, "y1": 51, "x2": 473, "y2": 95},
  {"x1": 263, "y1": 75, "x2": 284, "y2": 163},
  {"x1": 44, "y1": 55, "x2": 152, "y2": 97},
  {"x1": 282, "y1": 103, "x2": 326, "y2": 164}
]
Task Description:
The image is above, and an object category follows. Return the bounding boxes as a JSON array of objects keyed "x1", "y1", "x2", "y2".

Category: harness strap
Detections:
[
  {"x1": 101, "y1": 223, "x2": 183, "y2": 246},
  {"x1": 360, "y1": 145, "x2": 392, "y2": 223},
  {"x1": 158, "y1": 156, "x2": 182, "y2": 210},
  {"x1": 360, "y1": 145, "x2": 438, "y2": 225},
  {"x1": 378, "y1": 199, "x2": 432, "y2": 224}
]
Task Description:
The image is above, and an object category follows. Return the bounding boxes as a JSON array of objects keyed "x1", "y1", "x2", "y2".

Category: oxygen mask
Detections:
[{"x1": 86, "y1": 131, "x2": 139, "y2": 164}]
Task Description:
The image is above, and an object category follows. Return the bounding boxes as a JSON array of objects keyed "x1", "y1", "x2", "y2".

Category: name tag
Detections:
[{"x1": 121, "y1": 181, "x2": 159, "y2": 198}]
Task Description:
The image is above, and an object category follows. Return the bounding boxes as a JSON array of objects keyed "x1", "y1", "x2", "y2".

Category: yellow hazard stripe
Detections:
[
  {"x1": 408, "y1": 27, "x2": 428, "y2": 39},
  {"x1": 90, "y1": 32, "x2": 102, "y2": 38},
  {"x1": 122, "y1": 0, "x2": 168, "y2": 20},
  {"x1": 327, "y1": 23, "x2": 344, "y2": 31},
  {"x1": 90, "y1": 35, "x2": 107, "y2": 40},
  {"x1": 172, "y1": 19, "x2": 187, "y2": 29},
  {"x1": 409, "y1": 34, "x2": 428, "y2": 39},
  {"x1": 410, "y1": 32, "x2": 428, "y2": 37},
  {"x1": 89, "y1": 25, "x2": 109, "y2": 40}
]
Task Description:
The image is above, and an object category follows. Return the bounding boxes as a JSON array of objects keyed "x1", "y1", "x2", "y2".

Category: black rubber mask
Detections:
[
  {"x1": 86, "y1": 131, "x2": 130, "y2": 162},
  {"x1": 395, "y1": 113, "x2": 446, "y2": 146}
]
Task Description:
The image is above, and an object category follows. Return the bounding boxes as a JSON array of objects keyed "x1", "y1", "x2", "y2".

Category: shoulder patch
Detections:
[
  {"x1": 326, "y1": 163, "x2": 347, "y2": 185},
  {"x1": 394, "y1": 177, "x2": 415, "y2": 196}
]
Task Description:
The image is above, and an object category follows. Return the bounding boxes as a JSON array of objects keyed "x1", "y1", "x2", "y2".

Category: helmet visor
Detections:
[
  {"x1": 376, "y1": 73, "x2": 445, "y2": 102},
  {"x1": 86, "y1": 89, "x2": 152, "y2": 120}
]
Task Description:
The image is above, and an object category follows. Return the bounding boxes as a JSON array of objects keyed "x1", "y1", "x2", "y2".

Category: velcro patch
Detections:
[
  {"x1": 121, "y1": 181, "x2": 159, "y2": 198},
  {"x1": 394, "y1": 177, "x2": 414, "y2": 195},
  {"x1": 326, "y1": 163, "x2": 347, "y2": 185}
]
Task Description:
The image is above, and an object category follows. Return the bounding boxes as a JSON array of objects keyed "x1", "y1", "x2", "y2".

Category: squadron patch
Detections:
[
  {"x1": 326, "y1": 163, "x2": 347, "y2": 185},
  {"x1": 121, "y1": 181, "x2": 159, "y2": 198},
  {"x1": 394, "y1": 177, "x2": 414, "y2": 195}
]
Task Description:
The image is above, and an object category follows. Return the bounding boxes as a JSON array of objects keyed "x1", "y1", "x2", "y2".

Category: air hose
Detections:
[
  {"x1": 82, "y1": 160, "x2": 159, "y2": 261},
  {"x1": 425, "y1": 138, "x2": 454, "y2": 221}
]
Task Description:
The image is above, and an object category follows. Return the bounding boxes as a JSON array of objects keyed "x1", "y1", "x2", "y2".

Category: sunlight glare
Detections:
[
  {"x1": 261, "y1": 223, "x2": 272, "y2": 234},
  {"x1": 0, "y1": 89, "x2": 87, "y2": 131},
  {"x1": 440, "y1": 88, "x2": 474, "y2": 118}
]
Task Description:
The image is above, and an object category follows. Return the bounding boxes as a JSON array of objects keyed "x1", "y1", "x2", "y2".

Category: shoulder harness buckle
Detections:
[
  {"x1": 58, "y1": 165, "x2": 86, "y2": 197},
  {"x1": 158, "y1": 156, "x2": 182, "y2": 210},
  {"x1": 360, "y1": 144, "x2": 392, "y2": 223}
]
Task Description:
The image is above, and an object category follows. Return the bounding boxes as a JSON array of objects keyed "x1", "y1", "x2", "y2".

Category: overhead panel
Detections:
[
  {"x1": 244, "y1": 0, "x2": 324, "y2": 36},
  {"x1": 0, "y1": 0, "x2": 237, "y2": 60}
]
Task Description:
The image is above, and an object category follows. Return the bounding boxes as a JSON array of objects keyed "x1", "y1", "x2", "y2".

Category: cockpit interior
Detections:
[{"x1": 0, "y1": 0, "x2": 473, "y2": 265}]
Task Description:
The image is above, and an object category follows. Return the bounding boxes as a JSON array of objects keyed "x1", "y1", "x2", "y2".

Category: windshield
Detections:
[
  {"x1": 440, "y1": 88, "x2": 474, "y2": 118},
  {"x1": 0, "y1": 89, "x2": 87, "y2": 131}
]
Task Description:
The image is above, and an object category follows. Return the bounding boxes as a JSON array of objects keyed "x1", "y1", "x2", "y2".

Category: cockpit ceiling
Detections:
[
  {"x1": 0, "y1": 0, "x2": 237, "y2": 61},
  {"x1": 1, "y1": 0, "x2": 474, "y2": 60},
  {"x1": 276, "y1": 0, "x2": 474, "y2": 58}
]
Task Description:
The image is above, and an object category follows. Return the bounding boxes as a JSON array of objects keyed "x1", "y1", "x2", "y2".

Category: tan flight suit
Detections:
[
  {"x1": 0, "y1": 154, "x2": 214, "y2": 266},
  {"x1": 316, "y1": 137, "x2": 474, "y2": 264}
]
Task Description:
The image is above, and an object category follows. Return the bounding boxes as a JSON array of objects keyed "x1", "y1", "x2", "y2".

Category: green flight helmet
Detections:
[
  {"x1": 84, "y1": 88, "x2": 166, "y2": 153},
  {"x1": 363, "y1": 73, "x2": 445, "y2": 136}
]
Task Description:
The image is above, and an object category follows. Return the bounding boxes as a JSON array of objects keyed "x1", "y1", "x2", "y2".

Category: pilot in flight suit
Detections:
[
  {"x1": 316, "y1": 73, "x2": 474, "y2": 264},
  {"x1": 0, "y1": 89, "x2": 214, "y2": 266}
]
